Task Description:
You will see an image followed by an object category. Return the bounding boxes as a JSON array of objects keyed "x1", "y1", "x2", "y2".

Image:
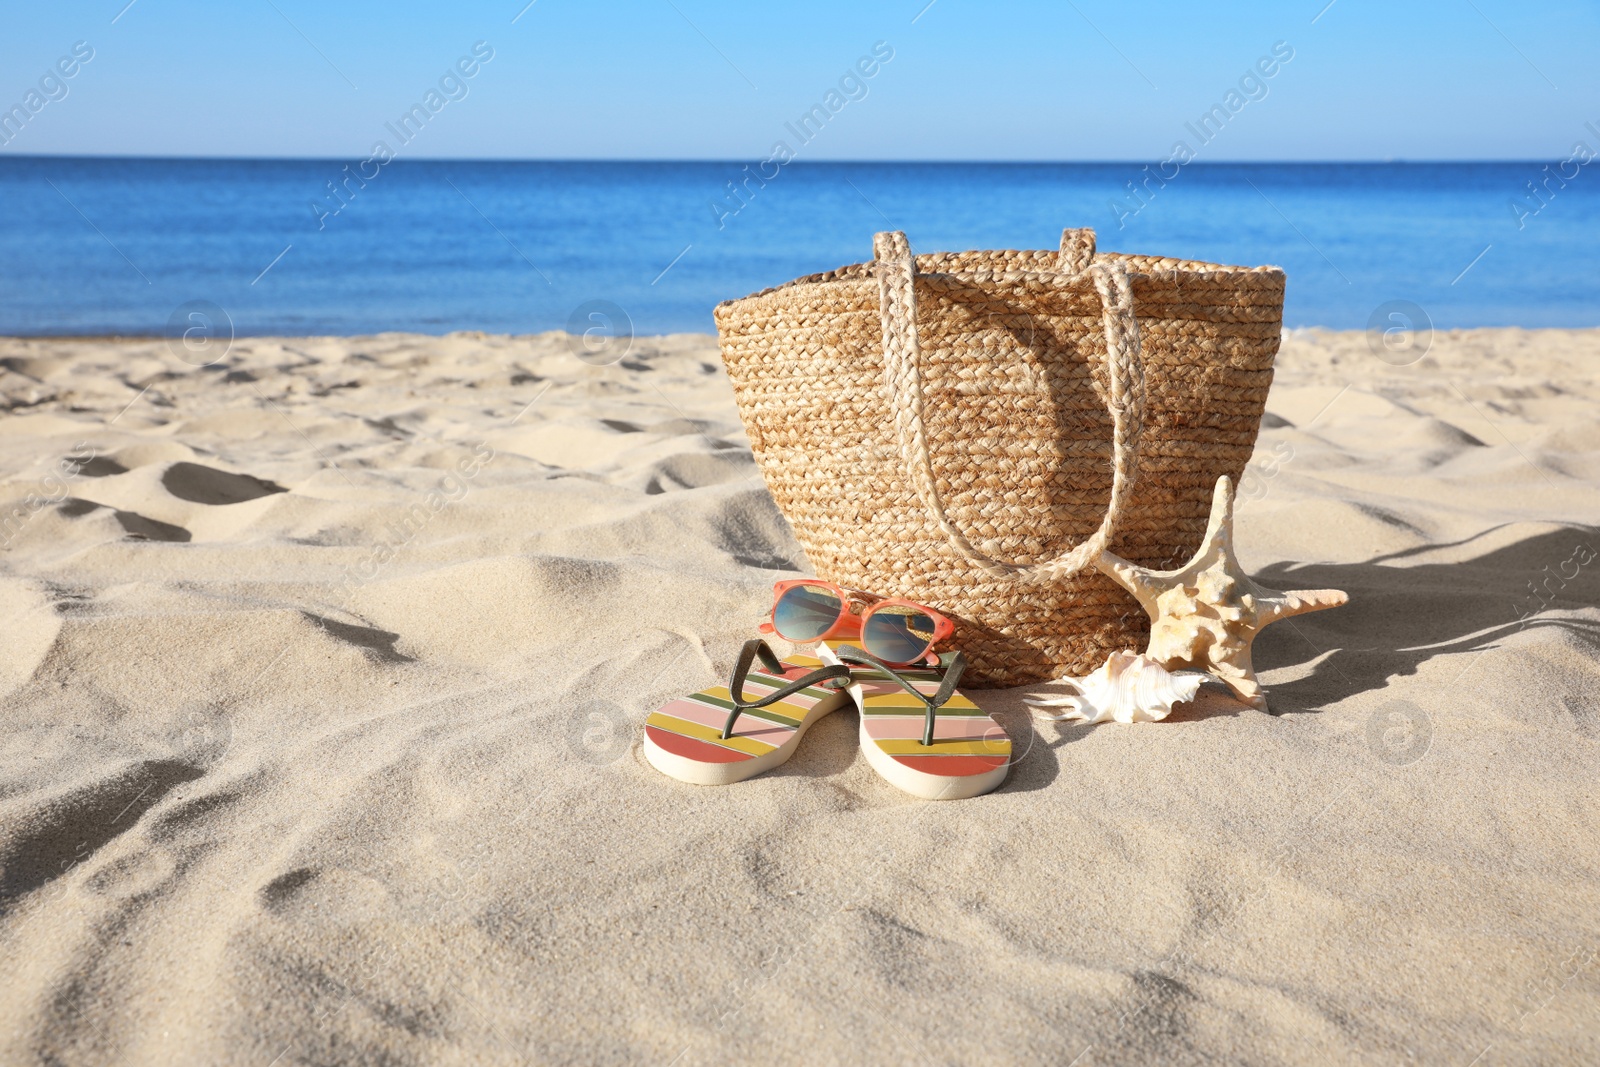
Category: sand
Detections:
[{"x1": 0, "y1": 326, "x2": 1597, "y2": 1065}]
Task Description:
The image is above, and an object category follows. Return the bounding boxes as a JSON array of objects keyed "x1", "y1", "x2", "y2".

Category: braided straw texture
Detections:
[{"x1": 713, "y1": 229, "x2": 1284, "y2": 688}]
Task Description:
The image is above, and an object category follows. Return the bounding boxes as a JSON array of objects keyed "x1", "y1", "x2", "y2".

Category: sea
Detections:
[{"x1": 0, "y1": 158, "x2": 1595, "y2": 337}]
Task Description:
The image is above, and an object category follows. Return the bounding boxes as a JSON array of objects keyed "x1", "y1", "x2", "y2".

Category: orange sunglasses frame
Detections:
[{"x1": 758, "y1": 579, "x2": 955, "y2": 667}]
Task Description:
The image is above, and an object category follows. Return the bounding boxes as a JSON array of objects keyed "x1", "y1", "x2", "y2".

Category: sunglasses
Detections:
[{"x1": 759, "y1": 579, "x2": 955, "y2": 667}]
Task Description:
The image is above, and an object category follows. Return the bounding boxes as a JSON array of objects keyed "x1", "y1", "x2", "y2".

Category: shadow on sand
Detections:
[
  {"x1": 1251, "y1": 523, "x2": 1599, "y2": 714},
  {"x1": 995, "y1": 523, "x2": 1600, "y2": 794}
]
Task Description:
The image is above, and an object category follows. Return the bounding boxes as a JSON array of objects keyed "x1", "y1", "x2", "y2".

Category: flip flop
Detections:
[
  {"x1": 643, "y1": 639, "x2": 852, "y2": 786},
  {"x1": 825, "y1": 644, "x2": 1011, "y2": 801}
]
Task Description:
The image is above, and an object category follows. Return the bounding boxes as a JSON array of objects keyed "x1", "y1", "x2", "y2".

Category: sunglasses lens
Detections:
[
  {"x1": 862, "y1": 606, "x2": 937, "y2": 664},
  {"x1": 772, "y1": 583, "x2": 843, "y2": 642}
]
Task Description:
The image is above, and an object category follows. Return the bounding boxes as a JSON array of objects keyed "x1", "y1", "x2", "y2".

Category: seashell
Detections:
[{"x1": 1024, "y1": 650, "x2": 1208, "y2": 724}]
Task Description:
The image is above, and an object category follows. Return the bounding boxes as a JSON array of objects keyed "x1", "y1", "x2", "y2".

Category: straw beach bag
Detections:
[{"x1": 714, "y1": 228, "x2": 1284, "y2": 687}]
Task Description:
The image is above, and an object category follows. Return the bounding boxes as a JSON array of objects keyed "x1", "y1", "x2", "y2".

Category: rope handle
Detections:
[{"x1": 872, "y1": 228, "x2": 1146, "y2": 584}]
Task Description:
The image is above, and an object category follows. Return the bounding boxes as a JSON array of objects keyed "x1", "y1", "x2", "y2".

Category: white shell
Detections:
[{"x1": 1025, "y1": 650, "x2": 1208, "y2": 724}]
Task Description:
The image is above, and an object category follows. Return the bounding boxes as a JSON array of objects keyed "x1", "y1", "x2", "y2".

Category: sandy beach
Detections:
[{"x1": 1, "y1": 326, "x2": 1597, "y2": 1065}]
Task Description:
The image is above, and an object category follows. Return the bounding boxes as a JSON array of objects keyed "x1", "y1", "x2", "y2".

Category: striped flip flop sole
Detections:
[
  {"x1": 837, "y1": 656, "x2": 1011, "y2": 801},
  {"x1": 643, "y1": 652, "x2": 851, "y2": 786}
]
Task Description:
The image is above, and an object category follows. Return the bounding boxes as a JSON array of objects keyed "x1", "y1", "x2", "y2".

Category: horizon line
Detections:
[{"x1": 0, "y1": 153, "x2": 1556, "y2": 166}]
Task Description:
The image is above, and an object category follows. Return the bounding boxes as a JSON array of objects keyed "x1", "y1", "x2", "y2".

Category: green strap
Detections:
[
  {"x1": 836, "y1": 645, "x2": 967, "y2": 747},
  {"x1": 722, "y1": 639, "x2": 851, "y2": 740}
]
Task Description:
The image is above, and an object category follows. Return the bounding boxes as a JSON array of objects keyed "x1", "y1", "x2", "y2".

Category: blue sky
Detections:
[{"x1": 2, "y1": 0, "x2": 1595, "y2": 160}]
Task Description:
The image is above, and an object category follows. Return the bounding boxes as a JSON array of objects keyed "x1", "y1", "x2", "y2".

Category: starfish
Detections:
[{"x1": 1094, "y1": 475, "x2": 1348, "y2": 712}]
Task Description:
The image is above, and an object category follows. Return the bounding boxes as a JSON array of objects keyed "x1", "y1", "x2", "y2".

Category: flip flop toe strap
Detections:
[
  {"x1": 722, "y1": 639, "x2": 851, "y2": 740},
  {"x1": 837, "y1": 646, "x2": 968, "y2": 747}
]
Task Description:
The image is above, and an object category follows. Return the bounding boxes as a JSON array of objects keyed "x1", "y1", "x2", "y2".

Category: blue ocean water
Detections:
[{"x1": 0, "y1": 157, "x2": 1595, "y2": 336}]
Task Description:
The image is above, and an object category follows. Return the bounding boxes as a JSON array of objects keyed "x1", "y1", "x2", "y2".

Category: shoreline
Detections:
[{"x1": 3, "y1": 323, "x2": 1598, "y2": 342}]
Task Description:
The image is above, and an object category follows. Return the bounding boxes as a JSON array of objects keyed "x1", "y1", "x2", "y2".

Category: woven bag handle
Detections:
[{"x1": 873, "y1": 228, "x2": 1146, "y2": 583}]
